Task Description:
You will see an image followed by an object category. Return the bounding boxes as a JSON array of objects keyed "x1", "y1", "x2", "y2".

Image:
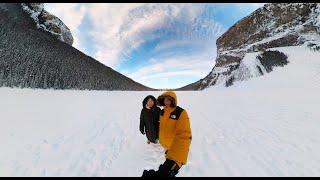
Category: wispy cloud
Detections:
[
  {"x1": 45, "y1": 3, "x2": 221, "y2": 68},
  {"x1": 124, "y1": 50, "x2": 216, "y2": 89},
  {"x1": 85, "y1": 3, "x2": 209, "y2": 68}
]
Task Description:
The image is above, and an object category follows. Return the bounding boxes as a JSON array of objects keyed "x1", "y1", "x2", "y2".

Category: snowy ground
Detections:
[{"x1": 0, "y1": 45, "x2": 320, "y2": 176}]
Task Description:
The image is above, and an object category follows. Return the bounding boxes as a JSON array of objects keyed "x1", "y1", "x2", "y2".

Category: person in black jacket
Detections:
[{"x1": 140, "y1": 95, "x2": 161, "y2": 144}]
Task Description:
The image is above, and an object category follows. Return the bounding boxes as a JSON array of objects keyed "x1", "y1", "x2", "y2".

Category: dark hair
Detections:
[{"x1": 142, "y1": 95, "x2": 157, "y2": 109}]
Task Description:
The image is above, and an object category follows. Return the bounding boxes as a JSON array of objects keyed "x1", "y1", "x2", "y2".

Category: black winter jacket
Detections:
[{"x1": 140, "y1": 95, "x2": 161, "y2": 143}]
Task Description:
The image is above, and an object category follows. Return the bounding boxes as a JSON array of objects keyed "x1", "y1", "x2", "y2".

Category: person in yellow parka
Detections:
[{"x1": 142, "y1": 91, "x2": 192, "y2": 177}]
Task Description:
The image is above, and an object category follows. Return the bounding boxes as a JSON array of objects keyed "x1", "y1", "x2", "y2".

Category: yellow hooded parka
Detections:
[{"x1": 157, "y1": 91, "x2": 192, "y2": 167}]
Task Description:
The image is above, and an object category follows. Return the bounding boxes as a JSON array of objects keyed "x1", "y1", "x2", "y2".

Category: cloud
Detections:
[
  {"x1": 250, "y1": 3, "x2": 266, "y2": 8},
  {"x1": 44, "y1": 3, "x2": 217, "y2": 69},
  {"x1": 124, "y1": 50, "x2": 216, "y2": 89},
  {"x1": 236, "y1": 3, "x2": 266, "y2": 12},
  {"x1": 82, "y1": 3, "x2": 210, "y2": 69}
]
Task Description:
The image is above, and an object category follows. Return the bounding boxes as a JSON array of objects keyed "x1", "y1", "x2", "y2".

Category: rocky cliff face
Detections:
[
  {"x1": 21, "y1": 3, "x2": 74, "y2": 46},
  {"x1": 0, "y1": 3, "x2": 152, "y2": 91},
  {"x1": 178, "y1": 3, "x2": 320, "y2": 91}
]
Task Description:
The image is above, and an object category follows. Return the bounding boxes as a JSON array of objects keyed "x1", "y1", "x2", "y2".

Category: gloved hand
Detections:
[
  {"x1": 141, "y1": 165, "x2": 178, "y2": 177},
  {"x1": 142, "y1": 169, "x2": 157, "y2": 177},
  {"x1": 142, "y1": 159, "x2": 179, "y2": 177}
]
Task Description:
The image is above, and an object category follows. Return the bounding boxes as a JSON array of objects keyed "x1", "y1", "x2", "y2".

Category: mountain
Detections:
[
  {"x1": 178, "y1": 3, "x2": 320, "y2": 91},
  {"x1": 0, "y1": 3, "x2": 153, "y2": 91},
  {"x1": 21, "y1": 3, "x2": 74, "y2": 46}
]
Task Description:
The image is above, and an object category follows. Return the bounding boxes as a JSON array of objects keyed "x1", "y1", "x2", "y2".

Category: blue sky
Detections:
[{"x1": 45, "y1": 3, "x2": 265, "y2": 89}]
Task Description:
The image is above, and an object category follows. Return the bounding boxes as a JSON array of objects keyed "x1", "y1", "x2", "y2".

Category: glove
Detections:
[
  {"x1": 156, "y1": 164, "x2": 179, "y2": 177},
  {"x1": 142, "y1": 169, "x2": 156, "y2": 177},
  {"x1": 141, "y1": 159, "x2": 179, "y2": 177},
  {"x1": 141, "y1": 165, "x2": 178, "y2": 177}
]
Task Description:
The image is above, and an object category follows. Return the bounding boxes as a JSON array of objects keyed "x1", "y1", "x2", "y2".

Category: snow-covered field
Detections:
[{"x1": 0, "y1": 45, "x2": 320, "y2": 176}]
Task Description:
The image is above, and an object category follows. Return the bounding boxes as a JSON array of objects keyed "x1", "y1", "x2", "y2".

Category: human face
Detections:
[
  {"x1": 146, "y1": 98, "x2": 154, "y2": 107},
  {"x1": 164, "y1": 97, "x2": 171, "y2": 107}
]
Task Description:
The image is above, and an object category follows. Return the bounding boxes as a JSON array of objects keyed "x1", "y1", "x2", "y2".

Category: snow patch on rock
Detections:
[{"x1": 21, "y1": 3, "x2": 74, "y2": 46}]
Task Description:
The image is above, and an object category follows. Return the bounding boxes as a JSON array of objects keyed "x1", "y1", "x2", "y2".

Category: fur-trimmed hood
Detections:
[
  {"x1": 142, "y1": 95, "x2": 157, "y2": 109},
  {"x1": 157, "y1": 91, "x2": 177, "y2": 108}
]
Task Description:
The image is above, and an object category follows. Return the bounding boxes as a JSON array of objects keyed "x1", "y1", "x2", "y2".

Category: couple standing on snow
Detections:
[{"x1": 140, "y1": 91, "x2": 192, "y2": 177}]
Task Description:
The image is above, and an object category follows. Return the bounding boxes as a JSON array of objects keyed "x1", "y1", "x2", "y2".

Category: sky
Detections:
[{"x1": 45, "y1": 3, "x2": 265, "y2": 89}]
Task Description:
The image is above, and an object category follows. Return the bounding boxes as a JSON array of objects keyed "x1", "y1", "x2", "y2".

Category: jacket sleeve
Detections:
[
  {"x1": 140, "y1": 109, "x2": 145, "y2": 133},
  {"x1": 165, "y1": 110, "x2": 192, "y2": 167}
]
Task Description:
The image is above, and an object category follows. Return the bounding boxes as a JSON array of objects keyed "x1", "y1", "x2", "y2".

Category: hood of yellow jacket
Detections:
[{"x1": 157, "y1": 91, "x2": 177, "y2": 107}]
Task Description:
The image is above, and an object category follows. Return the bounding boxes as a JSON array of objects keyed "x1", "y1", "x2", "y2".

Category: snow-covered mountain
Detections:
[
  {"x1": 178, "y1": 3, "x2": 320, "y2": 90},
  {"x1": 0, "y1": 3, "x2": 152, "y2": 91},
  {"x1": 21, "y1": 3, "x2": 74, "y2": 46}
]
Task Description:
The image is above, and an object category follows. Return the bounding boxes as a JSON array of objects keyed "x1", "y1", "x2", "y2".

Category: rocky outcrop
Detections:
[
  {"x1": 21, "y1": 3, "x2": 74, "y2": 45},
  {"x1": 178, "y1": 3, "x2": 320, "y2": 91}
]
